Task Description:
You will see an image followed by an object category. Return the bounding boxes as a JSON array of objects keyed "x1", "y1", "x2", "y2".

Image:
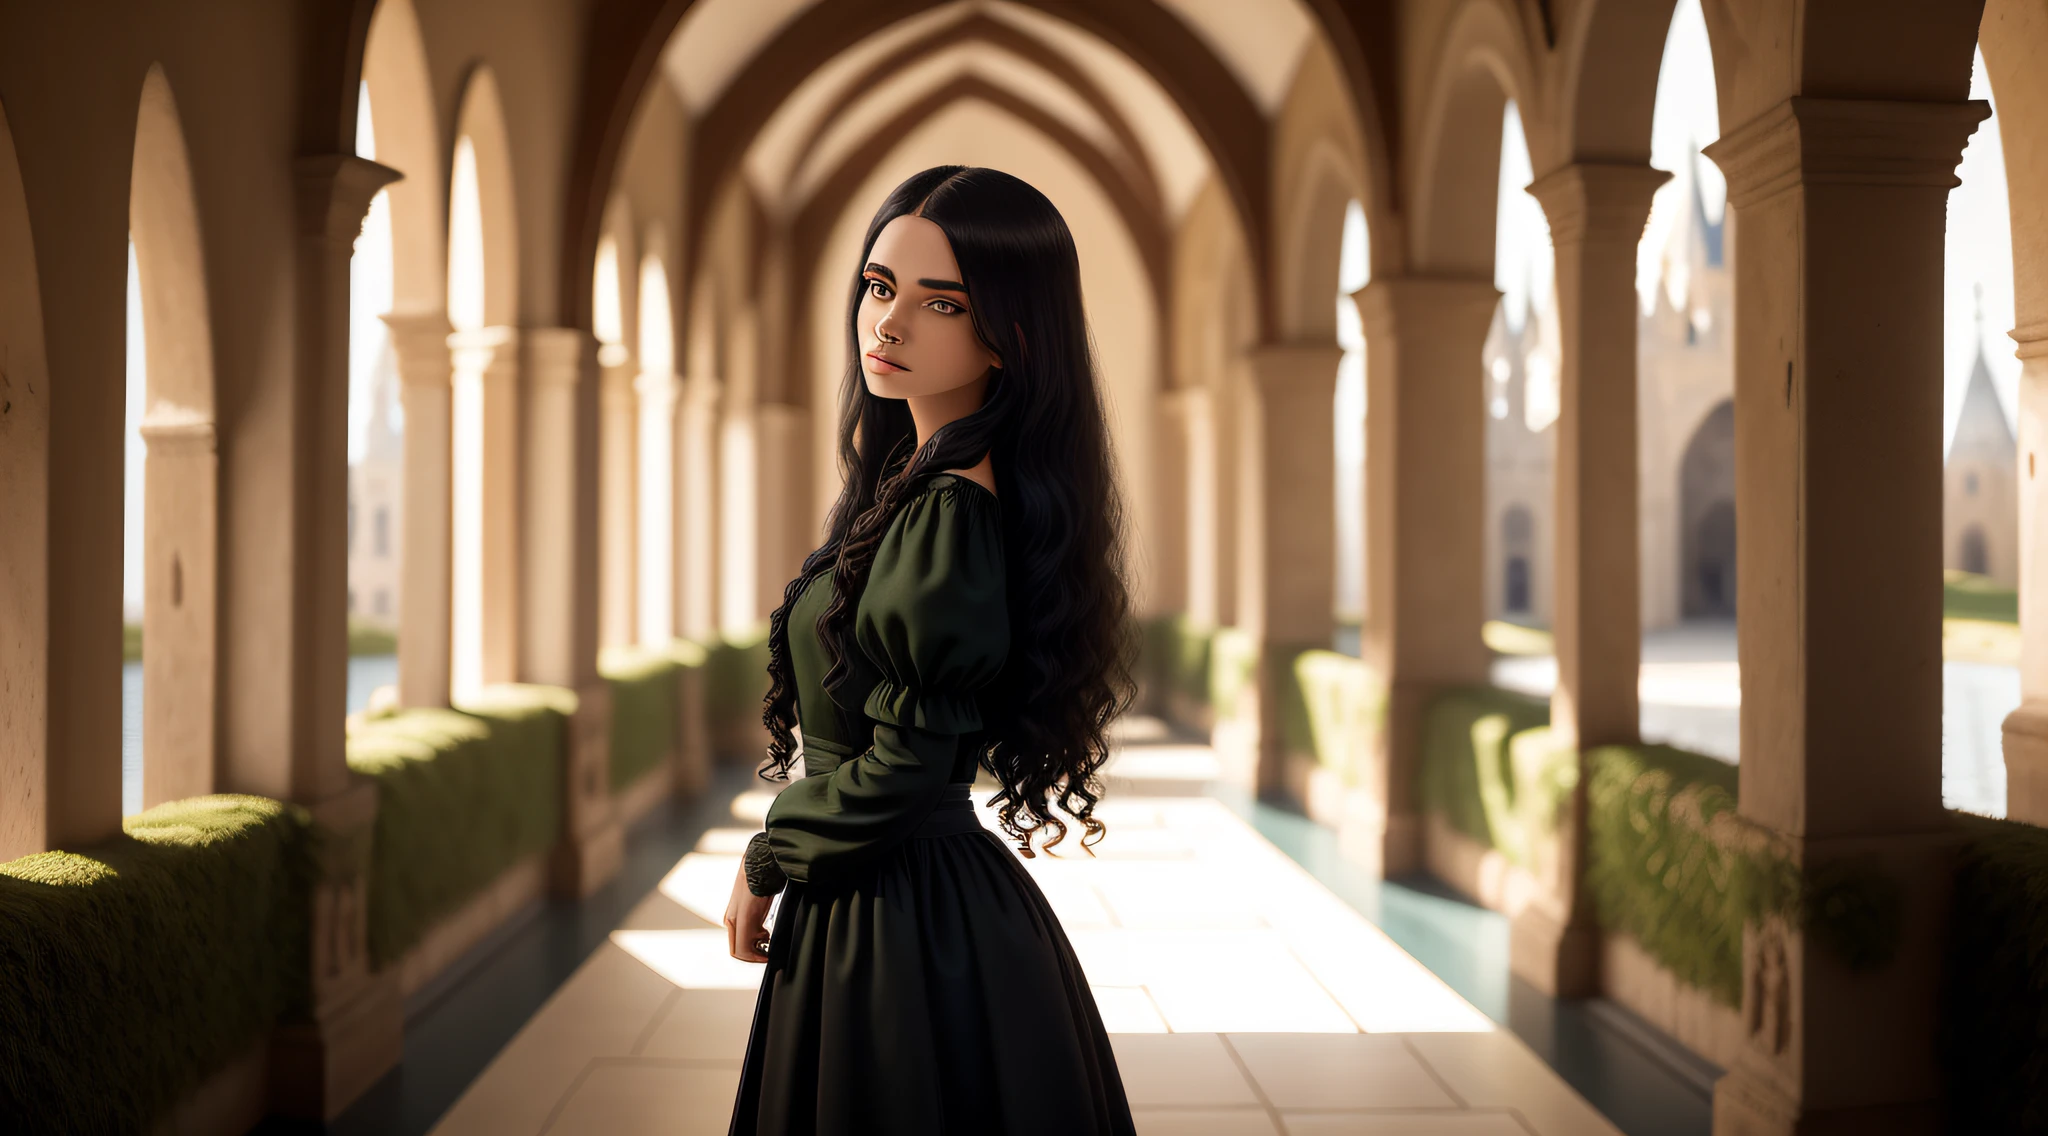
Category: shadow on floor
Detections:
[{"x1": 265, "y1": 765, "x2": 753, "y2": 1136}]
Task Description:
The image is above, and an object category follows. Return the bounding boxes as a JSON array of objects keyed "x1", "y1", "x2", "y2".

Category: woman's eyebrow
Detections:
[
  {"x1": 918, "y1": 278, "x2": 967, "y2": 294},
  {"x1": 863, "y1": 262, "x2": 895, "y2": 281}
]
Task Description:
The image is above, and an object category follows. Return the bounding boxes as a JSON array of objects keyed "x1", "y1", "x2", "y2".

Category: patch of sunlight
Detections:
[
  {"x1": 1483, "y1": 620, "x2": 1554, "y2": 657},
  {"x1": 730, "y1": 789, "x2": 775, "y2": 825},
  {"x1": 1109, "y1": 715, "x2": 1172, "y2": 744},
  {"x1": 612, "y1": 929, "x2": 764, "y2": 990},
  {"x1": 1945, "y1": 617, "x2": 2022, "y2": 666},
  {"x1": 1105, "y1": 746, "x2": 1223, "y2": 783},
  {"x1": 1091, "y1": 986, "x2": 1169, "y2": 1033},
  {"x1": 1637, "y1": 661, "x2": 1743, "y2": 709},
  {"x1": 694, "y1": 827, "x2": 760, "y2": 855},
  {"x1": 1069, "y1": 928, "x2": 1359, "y2": 1032},
  {"x1": 658, "y1": 852, "x2": 742, "y2": 925}
]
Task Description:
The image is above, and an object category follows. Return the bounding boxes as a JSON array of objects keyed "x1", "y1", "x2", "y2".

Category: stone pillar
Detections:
[
  {"x1": 637, "y1": 369, "x2": 679, "y2": 645},
  {"x1": 1237, "y1": 343, "x2": 1345, "y2": 798},
  {"x1": 264, "y1": 154, "x2": 402, "y2": 1122},
  {"x1": 1173, "y1": 386, "x2": 1223, "y2": 628},
  {"x1": 755, "y1": 401, "x2": 809, "y2": 624},
  {"x1": 138, "y1": 416, "x2": 218, "y2": 809},
  {"x1": 2009, "y1": 326, "x2": 2048, "y2": 819},
  {"x1": 1703, "y1": 96, "x2": 1987, "y2": 1134},
  {"x1": 598, "y1": 347, "x2": 638, "y2": 649},
  {"x1": 1357, "y1": 277, "x2": 1498, "y2": 878},
  {"x1": 677, "y1": 374, "x2": 722, "y2": 641},
  {"x1": 1518, "y1": 162, "x2": 1669, "y2": 997},
  {"x1": 1153, "y1": 389, "x2": 1192, "y2": 618},
  {"x1": 383, "y1": 311, "x2": 454, "y2": 708},
  {"x1": 448, "y1": 325, "x2": 521, "y2": 696},
  {"x1": 522, "y1": 328, "x2": 621, "y2": 899}
]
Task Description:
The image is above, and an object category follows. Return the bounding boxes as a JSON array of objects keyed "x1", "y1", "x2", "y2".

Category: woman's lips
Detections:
[{"x1": 865, "y1": 351, "x2": 909, "y2": 374}]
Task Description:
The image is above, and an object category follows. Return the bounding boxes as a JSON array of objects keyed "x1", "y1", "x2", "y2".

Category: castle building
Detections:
[
  {"x1": 1946, "y1": 331, "x2": 2021, "y2": 586},
  {"x1": 346, "y1": 338, "x2": 404, "y2": 630}
]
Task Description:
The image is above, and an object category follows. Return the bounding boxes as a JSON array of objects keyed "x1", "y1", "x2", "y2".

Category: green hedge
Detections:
[
  {"x1": 0, "y1": 796, "x2": 312, "y2": 1131},
  {"x1": 1291, "y1": 650, "x2": 1384, "y2": 783},
  {"x1": 1584, "y1": 743, "x2": 1755, "y2": 1005},
  {"x1": 1418, "y1": 685, "x2": 1557, "y2": 859},
  {"x1": 702, "y1": 623, "x2": 772, "y2": 740},
  {"x1": 1209, "y1": 627, "x2": 1257, "y2": 721},
  {"x1": 1943, "y1": 815, "x2": 2048, "y2": 1131},
  {"x1": 1943, "y1": 569, "x2": 2018, "y2": 624},
  {"x1": 347, "y1": 685, "x2": 572, "y2": 967},
  {"x1": 601, "y1": 646, "x2": 682, "y2": 791}
]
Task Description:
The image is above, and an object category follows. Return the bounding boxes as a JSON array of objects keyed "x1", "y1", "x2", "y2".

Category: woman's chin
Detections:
[{"x1": 863, "y1": 370, "x2": 912, "y2": 399}]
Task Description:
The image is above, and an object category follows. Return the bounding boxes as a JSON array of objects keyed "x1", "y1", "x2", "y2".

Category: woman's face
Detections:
[{"x1": 857, "y1": 215, "x2": 1000, "y2": 399}]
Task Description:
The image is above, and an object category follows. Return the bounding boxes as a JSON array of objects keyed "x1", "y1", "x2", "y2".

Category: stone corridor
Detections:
[{"x1": 426, "y1": 726, "x2": 1619, "y2": 1136}]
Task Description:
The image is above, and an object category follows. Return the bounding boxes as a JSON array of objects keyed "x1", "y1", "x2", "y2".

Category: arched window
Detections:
[{"x1": 1961, "y1": 525, "x2": 1990, "y2": 577}]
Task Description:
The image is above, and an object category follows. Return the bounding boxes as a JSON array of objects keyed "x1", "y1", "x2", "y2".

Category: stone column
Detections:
[
  {"x1": 598, "y1": 347, "x2": 638, "y2": 649},
  {"x1": 1153, "y1": 389, "x2": 1192, "y2": 618},
  {"x1": 264, "y1": 154, "x2": 403, "y2": 1122},
  {"x1": 383, "y1": 311, "x2": 454, "y2": 708},
  {"x1": 1518, "y1": 162, "x2": 1669, "y2": 996},
  {"x1": 522, "y1": 328, "x2": 621, "y2": 899},
  {"x1": 755, "y1": 401, "x2": 809, "y2": 623},
  {"x1": 2009, "y1": 326, "x2": 2048, "y2": 819},
  {"x1": 677, "y1": 374, "x2": 722, "y2": 641},
  {"x1": 1704, "y1": 96, "x2": 1987, "y2": 1134},
  {"x1": 1173, "y1": 385, "x2": 1223, "y2": 628},
  {"x1": 137, "y1": 416, "x2": 218, "y2": 809},
  {"x1": 637, "y1": 368, "x2": 680, "y2": 646},
  {"x1": 1357, "y1": 277, "x2": 1498, "y2": 878},
  {"x1": 1236, "y1": 343, "x2": 1345, "y2": 798},
  {"x1": 448, "y1": 325, "x2": 523, "y2": 695}
]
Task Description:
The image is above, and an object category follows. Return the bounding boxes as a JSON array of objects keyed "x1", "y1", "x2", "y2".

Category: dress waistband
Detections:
[{"x1": 912, "y1": 782, "x2": 983, "y2": 839}]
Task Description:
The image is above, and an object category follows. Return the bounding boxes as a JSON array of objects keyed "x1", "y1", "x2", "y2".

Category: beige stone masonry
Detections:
[
  {"x1": 1357, "y1": 277, "x2": 1499, "y2": 878},
  {"x1": 1704, "y1": 95, "x2": 1988, "y2": 1136},
  {"x1": 2005, "y1": 326, "x2": 2048, "y2": 821},
  {"x1": 383, "y1": 309, "x2": 455, "y2": 709}
]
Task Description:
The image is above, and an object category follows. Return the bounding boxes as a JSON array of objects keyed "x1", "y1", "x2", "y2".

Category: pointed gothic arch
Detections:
[{"x1": 129, "y1": 64, "x2": 220, "y2": 810}]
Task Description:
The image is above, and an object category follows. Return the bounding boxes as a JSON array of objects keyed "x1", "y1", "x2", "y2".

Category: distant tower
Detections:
[
  {"x1": 1944, "y1": 288, "x2": 2019, "y2": 585},
  {"x1": 347, "y1": 339, "x2": 405, "y2": 631}
]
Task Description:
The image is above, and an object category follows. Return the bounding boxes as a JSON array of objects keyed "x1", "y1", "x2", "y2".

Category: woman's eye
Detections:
[
  {"x1": 930, "y1": 299, "x2": 960, "y2": 315},
  {"x1": 866, "y1": 278, "x2": 892, "y2": 299}
]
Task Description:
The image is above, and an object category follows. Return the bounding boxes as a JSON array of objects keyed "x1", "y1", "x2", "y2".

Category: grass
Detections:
[
  {"x1": 0, "y1": 796, "x2": 312, "y2": 1131},
  {"x1": 123, "y1": 618, "x2": 399, "y2": 661}
]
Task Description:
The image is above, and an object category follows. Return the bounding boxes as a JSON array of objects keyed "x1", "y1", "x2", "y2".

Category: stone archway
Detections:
[
  {"x1": 129, "y1": 64, "x2": 220, "y2": 810},
  {"x1": 1679, "y1": 398, "x2": 1735, "y2": 618},
  {"x1": 0, "y1": 93, "x2": 53, "y2": 861}
]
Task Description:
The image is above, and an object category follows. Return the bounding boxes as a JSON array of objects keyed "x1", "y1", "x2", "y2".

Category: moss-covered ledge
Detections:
[
  {"x1": 0, "y1": 796, "x2": 312, "y2": 1132},
  {"x1": 600, "y1": 645, "x2": 683, "y2": 793},
  {"x1": 347, "y1": 685, "x2": 573, "y2": 969}
]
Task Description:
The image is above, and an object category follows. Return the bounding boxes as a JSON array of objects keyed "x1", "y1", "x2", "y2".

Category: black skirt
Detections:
[{"x1": 727, "y1": 793, "x2": 1136, "y2": 1135}]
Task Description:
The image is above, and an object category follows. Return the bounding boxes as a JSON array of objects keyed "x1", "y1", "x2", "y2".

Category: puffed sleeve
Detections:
[{"x1": 761, "y1": 478, "x2": 1007, "y2": 890}]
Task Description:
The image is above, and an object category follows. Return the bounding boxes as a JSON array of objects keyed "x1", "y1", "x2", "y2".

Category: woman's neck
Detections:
[{"x1": 906, "y1": 372, "x2": 996, "y2": 491}]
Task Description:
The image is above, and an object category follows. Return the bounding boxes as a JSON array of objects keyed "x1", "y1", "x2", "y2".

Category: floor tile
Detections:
[
  {"x1": 1135, "y1": 1108, "x2": 1284, "y2": 1135},
  {"x1": 1112, "y1": 1033, "x2": 1263, "y2": 1107},
  {"x1": 611, "y1": 928, "x2": 772, "y2": 991},
  {"x1": 1282, "y1": 1114, "x2": 1531, "y2": 1135},
  {"x1": 1227, "y1": 1034, "x2": 1459, "y2": 1111},
  {"x1": 1404, "y1": 1033, "x2": 1623, "y2": 1136},
  {"x1": 637, "y1": 987, "x2": 757, "y2": 1061},
  {"x1": 658, "y1": 852, "x2": 743, "y2": 925},
  {"x1": 539, "y1": 1061, "x2": 740, "y2": 1136},
  {"x1": 1093, "y1": 984, "x2": 1169, "y2": 1032}
]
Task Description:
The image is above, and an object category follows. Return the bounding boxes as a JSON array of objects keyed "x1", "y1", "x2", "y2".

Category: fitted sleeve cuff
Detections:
[
  {"x1": 742, "y1": 831, "x2": 787, "y2": 897},
  {"x1": 862, "y1": 679, "x2": 984, "y2": 734}
]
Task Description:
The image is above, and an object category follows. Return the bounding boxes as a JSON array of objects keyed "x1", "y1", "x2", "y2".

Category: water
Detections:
[{"x1": 121, "y1": 653, "x2": 400, "y2": 816}]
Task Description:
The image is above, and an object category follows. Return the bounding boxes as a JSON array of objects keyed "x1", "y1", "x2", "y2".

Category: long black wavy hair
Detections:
[{"x1": 757, "y1": 166, "x2": 1135, "y2": 855}]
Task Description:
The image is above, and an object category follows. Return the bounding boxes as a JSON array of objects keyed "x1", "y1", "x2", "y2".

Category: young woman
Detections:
[{"x1": 723, "y1": 166, "x2": 1138, "y2": 1135}]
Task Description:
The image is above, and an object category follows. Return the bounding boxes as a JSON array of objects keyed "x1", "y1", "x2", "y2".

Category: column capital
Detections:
[
  {"x1": 137, "y1": 412, "x2": 217, "y2": 453},
  {"x1": 526, "y1": 326, "x2": 598, "y2": 386},
  {"x1": 1355, "y1": 275, "x2": 1499, "y2": 342},
  {"x1": 1705, "y1": 96, "x2": 1989, "y2": 209},
  {"x1": 1160, "y1": 384, "x2": 1211, "y2": 417},
  {"x1": 2012, "y1": 322, "x2": 2048, "y2": 360},
  {"x1": 1245, "y1": 341, "x2": 1346, "y2": 392},
  {"x1": 381, "y1": 309, "x2": 455, "y2": 386},
  {"x1": 294, "y1": 155, "x2": 401, "y2": 246},
  {"x1": 634, "y1": 369, "x2": 682, "y2": 400},
  {"x1": 1526, "y1": 162, "x2": 1670, "y2": 245},
  {"x1": 448, "y1": 324, "x2": 520, "y2": 373}
]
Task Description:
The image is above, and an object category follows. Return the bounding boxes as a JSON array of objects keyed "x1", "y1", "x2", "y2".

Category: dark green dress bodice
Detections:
[{"x1": 763, "y1": 474, "x2": 1009, "y2": 888}]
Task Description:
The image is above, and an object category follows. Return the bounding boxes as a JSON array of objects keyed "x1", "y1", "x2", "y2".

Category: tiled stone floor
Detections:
[{"x1": 429, "y1": 732, "x2": 1622, "y2": 1136}]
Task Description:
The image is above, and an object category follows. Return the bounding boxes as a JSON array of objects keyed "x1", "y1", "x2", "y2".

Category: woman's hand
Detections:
[{"x1": 725, "y1": 862, "x2": 775, "y2": 963}]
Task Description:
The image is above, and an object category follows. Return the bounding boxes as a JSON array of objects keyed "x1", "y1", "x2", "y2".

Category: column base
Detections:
[
  {"x1": 2003, "y1": 700, "x2": 2048, "y2": 824},
  {"x1": 1331, "y1": 808, "x2": 1423, "y2": 880},
  {"x1": 1713, "y1": 1068, "x2": 1940, "y2": 1136},
  {"x1": 266, "y1": 968, "x2": 402, "y2": 1121},
  {"x1": 550, "y1": 819, "x2": 624, "y2": 900},
  {"x1": 1509, "y1": 904, "x2": 1601, "y2": 998}
]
